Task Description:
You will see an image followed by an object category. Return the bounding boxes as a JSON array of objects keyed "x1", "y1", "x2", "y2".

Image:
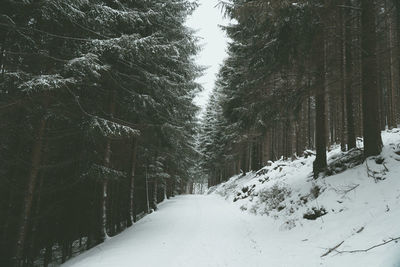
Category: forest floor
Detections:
[{"x1": 64, "y1": 129, "x2": 400, "y2": 267}]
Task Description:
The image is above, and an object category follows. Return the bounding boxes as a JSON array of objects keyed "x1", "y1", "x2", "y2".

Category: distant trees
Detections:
[
  {"x1": 199, "y1": 0, "x2": 398, "y2": 184},
  {"x1": 0, "y1": 0, "x2": 200, "y2": 266}
]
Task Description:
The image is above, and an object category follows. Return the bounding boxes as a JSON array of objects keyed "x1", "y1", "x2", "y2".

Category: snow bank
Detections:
[{"x1": 209, "y1": 129, "x2": 400, "y2": 266}]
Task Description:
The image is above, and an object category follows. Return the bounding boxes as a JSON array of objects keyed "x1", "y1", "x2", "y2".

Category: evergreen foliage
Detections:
[
  {"x1": 200, "y1": 0, "x2": 397, "y2": 185},
  {"x1": 0, "y1": 0, "x2": 201, "y2": 266}
]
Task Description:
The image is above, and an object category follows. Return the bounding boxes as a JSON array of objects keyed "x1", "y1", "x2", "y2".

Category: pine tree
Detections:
[
  {"x1": 200, "y1": 0, "x2": 392, "y2": 186},
  {"x1": 1, "y1": 0, "x2": 201, "y2": 265}
]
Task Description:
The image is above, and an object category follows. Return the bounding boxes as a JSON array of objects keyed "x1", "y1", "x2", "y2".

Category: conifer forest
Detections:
[{"x1": 1, "y1": 0, "x2": 400, "y2": 267}]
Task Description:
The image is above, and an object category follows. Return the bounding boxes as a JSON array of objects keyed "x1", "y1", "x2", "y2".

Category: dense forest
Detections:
[
  {"x1": 1, "y1": 0, "x2": 400, "y2": 266},
  {"x1": 199, "y1": 0, "x2": 400, "y2": 186},
  {"x1": 0, "y1": 0, "x2": 201, "y2": 266}
]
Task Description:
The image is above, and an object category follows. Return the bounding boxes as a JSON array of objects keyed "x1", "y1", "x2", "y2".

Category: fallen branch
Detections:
[
  {"x1": 331, "y1": 184, "x2": 359, "y2": 197},
  {"x1": 335, "y1": 237, "x2": 400, "y2": 254},
  {"x1": 343, "y1": 184, "x2": 360, "y2": 196},
  {"x1": 365, "y1": 161, "x2": 386, "y2": 182},
  {"x1": 365, "y1": 161, "x2": 376, "y2": 182},
  {"x1": 382, "y1": 162, "x2": 389, "y2": 172},
  {"x1": 321, "y1": 241, "x2": 344, "y2": 257},
  {"x1": 356, "y1": 226, "x2": 364, "y2": 234}
]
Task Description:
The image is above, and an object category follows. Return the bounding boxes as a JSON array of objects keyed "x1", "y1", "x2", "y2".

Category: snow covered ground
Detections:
[
  {"x1": 209, "y1": 129, "x2": 400, "y2": 266},
  {"x1": 64, "y1": 129, "x2": 400, "y2": 267},
  {"x1": 63, "y1": 195, "x2": 276, "y2": 267}
]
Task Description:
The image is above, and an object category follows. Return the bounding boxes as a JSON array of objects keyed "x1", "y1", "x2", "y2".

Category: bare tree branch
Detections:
[{"x1": 335, "y1": 237, "x2": 400, "y2": 255}]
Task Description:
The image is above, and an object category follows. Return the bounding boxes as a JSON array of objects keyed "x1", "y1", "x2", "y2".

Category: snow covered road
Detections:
[
  {"x1": 63, "y1": 132, "x2": 400, "y2": 267},
  {"x1": 63, "y1": 195, "x2": 272, "y2": 267},
  {"x1": 63, "y1": 193, "x2": 400, "y2": 267}
]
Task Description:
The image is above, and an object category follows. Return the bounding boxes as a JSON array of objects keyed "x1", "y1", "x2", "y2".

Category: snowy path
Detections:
[
  {"x1": 63, "y1": 195, "x2": 273, "y2": 267},
  {"x1": 64, "y1": 132, "x2": 400, "y2": 267},
  {"x1": 63, "y1": 192, "x2": 400, "y2": 267}
]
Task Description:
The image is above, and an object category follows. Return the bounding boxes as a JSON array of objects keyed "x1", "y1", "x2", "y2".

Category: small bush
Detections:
[{"x1": 258, "y1": 184, "x2": 291, "y2": 211}]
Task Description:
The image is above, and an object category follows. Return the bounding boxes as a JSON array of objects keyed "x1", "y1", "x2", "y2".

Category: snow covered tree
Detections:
[
  {"x1": 200, "y1": 0, "x2": 396, "y2": 187},
  {"x1": 0, "y1": 0, "x2": 201, "y2": 265}
]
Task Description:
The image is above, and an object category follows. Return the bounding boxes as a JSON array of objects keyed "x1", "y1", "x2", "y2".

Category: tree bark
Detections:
[
  {"x1": 307, "y1": 79, "x2": 313, "y2": 149},
  {"x1": 13, "y1": 113, "x2": 48, "y2": 267},
  {"x1": 127, "y1": 137, "x2": 138, "y2": 226},
  {"x1": 101, "y1": 140, "x2": 111, "y2": 241},
  {"x1": 361, "y1": 0, "x2": 383, "y2": 157},
  {"x1": 100, "y1": 88, "x2": 116, "y2": 241},
  {"x1": 395, "y1": 0, "x2": 400, "y2": 125},
  {"x1": 145, "y1": 164, "x2": 150, "y2": 213},
  {"x1": 345, "y1": 0, "x2": 356, "y2": 149},
  {"x1": 388, "y1": 11, "x2": 397, "y2": 129},
  {"x1": 43, "y1": 244, "x2": 52, "y2": 267},
  {"x1": 313, "y1": 26, "x2": 328, "y2": 178},
  {"x1": 152, "y1": 177, "x2": 158, "y2": 211},
  {"x1": 27, "y1": 171, "x2": 45, "y2": 265},
  {"x1": 340, "y1": 2, "x2": 347, "y2": 151}
]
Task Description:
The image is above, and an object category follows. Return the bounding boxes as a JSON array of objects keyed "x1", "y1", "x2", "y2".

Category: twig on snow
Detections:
[
  {"x1": 321, "y1": 241, "x2": 344, "y2": 257},
  {"x1": 382, "y1": 162, "x2": 389, "y2": 172},
  {"x1": 331, "y1": 184, "x2": 360, "y2": 197},
  {"x1": 343, "y1": 184, "x2": 360, "y2": 196}
]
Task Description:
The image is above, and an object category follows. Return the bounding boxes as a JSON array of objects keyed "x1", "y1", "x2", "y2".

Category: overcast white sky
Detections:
[{"x1": 186, "y1": 0, "x2": 230, "y2": 112}]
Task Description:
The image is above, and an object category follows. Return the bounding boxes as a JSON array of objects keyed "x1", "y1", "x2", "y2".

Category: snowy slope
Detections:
[
  {"x1": 63, "y1": 130, "x2": 400, "y2": 267},
  {"x1": 209, "y1": 129, "x2": 400, "y2": 266}
]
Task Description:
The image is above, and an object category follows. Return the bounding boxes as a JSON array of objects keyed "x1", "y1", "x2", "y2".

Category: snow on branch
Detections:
[
  {"x1": 91, "y1": 33, "x2": 178, "y2": 61},
  {"x1": 84, "y1": 164, "x2": 127, "y2": 181},
  {"x1": 41, "y1": 0, "x2": 89, "y2": 21},
  {"x1": 89, "y1": 4, "x2": 157, "y2": 25},
  {"x1": 89, "y1": 116, "x2": 140, "y2": 139},
  {"x1": 19, "y1": 74, "x2": 75, "y2": 93},
  {"x1": 0, "y1": 71, "x2": 30, "y2": 88},
  {"x1": 66, "y1": 53, "x2": 110, "y2": 80}
]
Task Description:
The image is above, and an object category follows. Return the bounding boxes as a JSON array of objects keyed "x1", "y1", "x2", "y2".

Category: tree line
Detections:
[
  {"x1": 199, "y1": 0, "x2": 399, "y2": 186},
  {"x1": 0, "y1": 0, "x2": 200, "y2": 266}
]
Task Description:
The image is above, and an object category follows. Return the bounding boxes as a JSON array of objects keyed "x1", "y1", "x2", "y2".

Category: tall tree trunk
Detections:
[
  {"x1": 313, "y1": 29, "x2": 328, "y2": 178},
  {"x1": 307, "y1": 79, "x2": 313, "y2": 149},
  {"x1": 13, "y1": 114, "x2": 48, "y2": 267},
  {"x1": 43, "y1": 244, "x2": 52, "y2": 267},
  {"x1": 388, "y1": 11, "x2": 398, "y2": 129},
  {"x1": 0, "y1": 31, "x2": 7, "y2": 75},
  {"x1": 145, "y1": 164, "x2": 150, "y2": 213},
  {"x1": 114, "y1": 181, "x2": 121, "y2": 234},
  {"x1": 262, "y1": 130, "x2": 270, "y2": 165},
  {"x1": 286, "y1": 117, "x2": 292, "y2": 158},
  {"x1": 127, "y1": 137, "x2": 138, "y2": 226},
  {"x1": 248, "y1": 141, "x2": 252, "y2": 171},
  {"x1": 27, "y1": 171, "x2": 45, "y2": 265},
  {"x1": 395, "y1": 0, "x2": 400, "y2": 125},
  {"x1": 163, "y1": 177, "x2": 167, "y2": 200},
  {"x1": 2, "y1": 190, "x2": 14, "y2": 265},
  {"x1": 361, "y1": 0, "x2": 383, "y2": 157},
  {"x1": 101, "y1": 141, "x2": 111, "y2": 240},
  {"x1": 241, "y1": 144, "x2": 248, "y2": 174},
  {"x1": 152, "y1": 178, "x2": 158, "y2": 211},
  {"x1": 100, "y1": 89, "x2": 116, "y2": 241},
  {"x1": 340, "y1": 2, "x2": 347, "y2": 151},
  {"x1": 345, "y1": 0, "x2": 356, "y2": 149}
]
